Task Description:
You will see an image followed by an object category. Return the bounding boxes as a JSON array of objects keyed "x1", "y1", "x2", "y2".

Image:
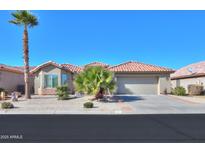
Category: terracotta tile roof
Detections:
[
  {"x1": 0, "y1": 64, "x2": 24, "y2": 74},
  {"x1": 171, "y1": 61, "x2": 205, "y2": 79},
  {"x1": 84, "y1": 62, "x2": 109, "y2": 68},
  {"x1": 109, "y1": 61, "x2": 175, "y2": 73},
  {"x1": 30, "y1": 61, "x2": 82, "y2": 74},
  {"x1": 61, "y1": 64, "x2": 82, "y2": 73},
  {"x1": 2, "y1": 61, "x2": 175, "y2": 75},
  {"x1": 13, "y1": 66, "x2": 36, "y2": 71}
]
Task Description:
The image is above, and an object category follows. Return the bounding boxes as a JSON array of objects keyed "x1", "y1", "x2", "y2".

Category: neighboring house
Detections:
[
  {"x1": 171, "y1": 61, "x2": 205, "y2": 93},
  {"x1": 0, "y1": 64, "x2": 35, "y2": 94},
  {"x1": 30, "y1": 61, "x2": 174, "y2": 95},
  {"x1": 0, "y1": 64, "x2": 24, "y2": 93}
]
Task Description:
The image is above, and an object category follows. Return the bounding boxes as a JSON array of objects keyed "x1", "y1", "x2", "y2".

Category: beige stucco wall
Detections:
[
  {"x1": 34, "y1": 72, "x2": 41, "y2": 94},
  {"x1": 171, "y1": 77, "x2": 205, "y2": 93},
  {"x1": 114, "y1": 73, "x2": 171, "y2": 95},
  {"x1": 0, "y1": 70, "x2": 24, "y2": 93},
  {"x1": 158, "y1": 74, "x2": 172, "y2": 94},
  {"x1": 33, "y1": 65, "x2": 74, "y2": 95}
]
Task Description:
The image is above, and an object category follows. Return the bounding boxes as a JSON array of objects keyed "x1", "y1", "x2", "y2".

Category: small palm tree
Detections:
[
  {"x1": 9, "y1": 10, "x2": 38, "y2": 99},
  {"x1": 74, "y1": 66, "x2": 116, "y2": 99}
]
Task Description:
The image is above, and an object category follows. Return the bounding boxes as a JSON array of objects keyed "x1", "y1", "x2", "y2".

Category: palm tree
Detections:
[
  {"x1": 9, "y1": 10, "x2": 38, "y2": 99},
  {"x1": 74, "y1": 66, "x2": 116, "y2": 99}
]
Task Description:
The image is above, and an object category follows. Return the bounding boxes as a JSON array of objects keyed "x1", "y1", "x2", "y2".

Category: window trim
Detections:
[{"x1": 44, "y1": 74, "x2": 58, "y2": 88}]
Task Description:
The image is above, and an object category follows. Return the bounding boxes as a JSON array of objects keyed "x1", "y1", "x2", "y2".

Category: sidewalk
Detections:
[{"x1": 168, "y1": 95, "x2": 205, "y2": 104}]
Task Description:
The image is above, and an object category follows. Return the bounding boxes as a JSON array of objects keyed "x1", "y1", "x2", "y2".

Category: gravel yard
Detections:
[{"x1": 1, "y1": 94, "x2": 205, "y2": 114}]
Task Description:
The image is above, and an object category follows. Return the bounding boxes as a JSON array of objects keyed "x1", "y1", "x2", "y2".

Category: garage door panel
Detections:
[{"x1": 117, "y1": 77, "x2": 158, "y2": 95}]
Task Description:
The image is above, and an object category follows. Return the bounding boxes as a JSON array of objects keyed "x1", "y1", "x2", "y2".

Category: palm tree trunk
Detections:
[{"x1": 23, "y1": 25, "x2": 31, "y2": 99}]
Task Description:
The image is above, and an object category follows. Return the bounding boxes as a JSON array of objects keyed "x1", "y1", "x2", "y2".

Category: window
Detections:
[
  {"x1": 44, "y1": 74, "x2": 58, "y2": 88},
  {"x1": 61, "y1": 74, "x2": 69, "y2": 86}
]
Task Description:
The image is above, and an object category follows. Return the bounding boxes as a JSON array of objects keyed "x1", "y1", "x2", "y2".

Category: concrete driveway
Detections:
[
  {"x1": 0, "y1": 95, "x2": 205, "y2": 114},
  {"x1": 115, "y1": 95, "x2": 205, "y2": 114}
]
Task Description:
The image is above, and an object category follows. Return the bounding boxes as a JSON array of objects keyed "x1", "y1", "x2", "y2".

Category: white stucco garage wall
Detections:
[
  {"x1": 114, "y1": 73, "x2": 171, "y2": 95},
  {"x1": 116, "y1": 76, "x2": 158, "y2": 95},
  {"x1": 159, "y1": 74, "x2": 172, "y2": 94}
]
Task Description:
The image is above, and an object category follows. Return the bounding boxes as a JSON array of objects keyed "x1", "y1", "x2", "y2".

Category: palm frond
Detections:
[
  {"x1": 74, "y1": 66, "x2": 116, "y2": 95},
  {"x1": 9, "y1": 10, "x2": 38, "y2": 28},
  {"x1": 8, "y1": 20, "x2": 22, "y2": 26}
]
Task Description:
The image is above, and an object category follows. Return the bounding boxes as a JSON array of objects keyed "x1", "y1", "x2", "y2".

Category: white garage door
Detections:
[{"x1": 116, "y1": 76, "x2": 158, "y2": 95}]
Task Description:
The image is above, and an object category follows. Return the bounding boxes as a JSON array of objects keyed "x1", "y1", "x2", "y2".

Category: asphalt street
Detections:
[{"x1": 0, "y1": 114, "x2": 205, "y2": 143}]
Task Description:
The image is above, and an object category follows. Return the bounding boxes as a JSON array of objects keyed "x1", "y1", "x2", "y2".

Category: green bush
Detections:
[
  {"x1": 172, "y1": 87, "x2": 186, "y2": 96},
  {"x1": 83, "y1": 102, "x2": 94, "y2": 108},
  {"x1": 56, "y1": 86, "x2": 69, "y2": 100},
  {"x1": 1, "y1": 102, "x2": 14, "y2": 109}
]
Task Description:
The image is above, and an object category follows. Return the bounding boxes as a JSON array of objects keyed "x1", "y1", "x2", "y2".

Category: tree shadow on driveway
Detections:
[{"x1": 112, "y1": 95, "x2": 145, "y2": 102}]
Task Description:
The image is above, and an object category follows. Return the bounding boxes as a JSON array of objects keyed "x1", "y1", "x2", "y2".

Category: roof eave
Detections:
[
  {"x1": 112, "y1": 71, "x2": 175, "y2": 74},
  {"x1": 0, "y1": 68, "x2": 23, "y2": 74},
  {"x1": 171, "y1": 73, "x2": 205, "y2": 80}
]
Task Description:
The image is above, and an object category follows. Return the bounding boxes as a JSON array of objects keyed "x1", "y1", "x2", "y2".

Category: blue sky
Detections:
[{"x1": 0, "y1": 10, "x2": 205, "y2": 69}]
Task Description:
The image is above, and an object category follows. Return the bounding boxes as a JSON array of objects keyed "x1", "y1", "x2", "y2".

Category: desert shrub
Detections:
[
  {"x1": 172, "y1": 87, "x2": 186, "y2": 96},
  {"x1": 188, "y1": 84, "x2": 204, "y2": 95},
  {"x1": 1, "y1": 102, "x2": 14, "y2": 109},
  {"x1": 83, "y1": 102, "x2": 94, "y2": 108},
  {"x1": 56, "y1": 86, "x2": 69, "y2": 100}
]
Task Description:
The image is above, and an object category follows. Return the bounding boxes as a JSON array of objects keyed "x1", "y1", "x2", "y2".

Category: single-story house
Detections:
[
  {"x1": 171, "y1": 61, "x2": 205, "y2": 93},
  {"x1": 30, "y1": 61, "x2": 174, "y2": 95},
  {"x1": 0, "y1": 64, "x2": 32, "y2": 93}
]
